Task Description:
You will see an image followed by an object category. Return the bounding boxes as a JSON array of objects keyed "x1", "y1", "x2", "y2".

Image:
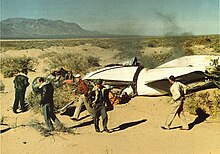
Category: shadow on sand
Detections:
[
  {"x1": 60, "y1": 106, "x2": 87, "y2": 117},
  {"x1": 111, "y1": 119, "x2": 147, "y2": 132},
  {"x1": 69, "y1": 120, "x2": 94, "y2": 129},
  {"x1": 188, "y1": 107, "x2": 210, "y2": 130},
  {"x1": 0, "y1": 124, "x2": 11, "y2": 134}
]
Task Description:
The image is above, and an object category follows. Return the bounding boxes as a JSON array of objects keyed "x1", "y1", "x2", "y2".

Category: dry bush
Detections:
[
  {"x1": 185, "y1": 89, "x2": 220, "y2": 118},
  {"x1": 27, "y1": 84, "x2": 77, "y2": 113},
  {"x1": 0, "y1": 56, "x2": 38, "y2": 78},
  {"x1": 53, "y1": 84, "x2": 77, "y2": 110},
  {"x1": 38, "y1": 51, "x2": 57, "y2": 59},
  {"x1": 40, "y1": 52, "x2": 100, "y2": 74},
  {"x1": 146, "y1": 39, "x2": 159, "y2": 47},
  {"x1": 87, "y1": 56, "x2": 100, "y2": 67},
  {"x1": 28, "y1": 119, "x2": 53, "y2": 137},
  {"x1": 28, "y1": 119, "x2": 75, "y2": 137},
  {"x1": 26, "y1": 92, "x2": 42, "y2": 113}
]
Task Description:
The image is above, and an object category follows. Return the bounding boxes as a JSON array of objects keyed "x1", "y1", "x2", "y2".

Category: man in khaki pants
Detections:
[
  {"x1": 70, "y1": 74, "x2": 94, "y2": 121},
  {"x1": 161, "y1": 75, "x2": 189, "y2": 130}
]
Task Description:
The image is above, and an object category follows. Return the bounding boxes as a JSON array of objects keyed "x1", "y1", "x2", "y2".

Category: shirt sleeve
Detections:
[
  {"x1": 24, "y1": 77, "x2": 30, "y2": 87},
  {"x1": 40, "y1": 86, "x2": 47, "y2": 105}
]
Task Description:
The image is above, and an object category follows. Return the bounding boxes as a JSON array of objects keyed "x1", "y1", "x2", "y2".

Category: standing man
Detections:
[
  {"x1": 161, "y1": 75, "x2": 189, "y2": 130},
  {"x1": 38, "y1": 77, "x2": 63, "y2": 131},
  {"x1": 13, "y1": 68, "x2": 29, "y2": 113},
  {"x1": 92, "y1": 79, "x2": 111, "y2": 133},
  {"x1": 70, "y1": 74, "x2": 94, "y2": 121}
]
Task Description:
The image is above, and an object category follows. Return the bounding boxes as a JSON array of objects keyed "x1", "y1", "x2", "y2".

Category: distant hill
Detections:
[{"x1": 0, "y1": 18, "x2": 106, "y2": 39}]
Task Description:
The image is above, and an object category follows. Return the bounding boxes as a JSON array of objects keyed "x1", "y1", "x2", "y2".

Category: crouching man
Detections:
[
  {"x1": 38, "y1": 77, "x2": 63, "y2": 131},
  {"x1": 92, "y1": 79, "x2": 111, "y2": 133}
]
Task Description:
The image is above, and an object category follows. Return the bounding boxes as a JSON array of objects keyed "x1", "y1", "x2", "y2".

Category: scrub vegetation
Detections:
[{"x1": 1, "y1": 35, "x2": 219, "y2": 117}]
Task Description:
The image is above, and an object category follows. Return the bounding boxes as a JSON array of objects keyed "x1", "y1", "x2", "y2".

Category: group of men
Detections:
[
  {"x1": 13, "y1": 68, "x2": 189, "y2": 133},
  {"x1": 13, "y1": 69, "x2": 112, "y2": 133},
  {"x1": 68, "y1": 74, "x2": 111, "y2": 133}
]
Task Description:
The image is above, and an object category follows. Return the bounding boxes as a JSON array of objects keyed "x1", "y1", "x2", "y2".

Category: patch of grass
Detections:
[
  {"x1": 28, "y1": 119, "x2": 53, "y2": 137},
  {"x1": 28, "y1": 119, "x2": 76, "y2": 137}
]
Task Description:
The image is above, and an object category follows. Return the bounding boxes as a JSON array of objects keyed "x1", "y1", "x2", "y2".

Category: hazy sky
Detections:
[{"x1": 1, "y1": 0, "x2": 219, "y2": 35}]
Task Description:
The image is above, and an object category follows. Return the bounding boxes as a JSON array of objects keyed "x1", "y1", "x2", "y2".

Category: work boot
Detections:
[
  {"x1": 161, "y1": 126, "x2": 170, "y2": 130},
  {"x1": 13, "y1": 110, "x2": 19, "y2": 114},
  {"x1": 71, "y1": 117, "x2": 78, "y2": 121},
  {"x1": 57, "y1": 124, "x2": 64, "y2": 131},
  {"x1": 180, "y1": 126, "x2": 189, "y2": 130},
  {"x1": 103, "y1": 128, "x2": 111, "y2": 133},
  {"x1": 95, "y1": 127, "x2": 100, "y2": 133}
]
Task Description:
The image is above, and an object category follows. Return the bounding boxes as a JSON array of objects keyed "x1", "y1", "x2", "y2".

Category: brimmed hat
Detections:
[{"x1": 74, "y1": 74, "x2": 81, "y2": 78}]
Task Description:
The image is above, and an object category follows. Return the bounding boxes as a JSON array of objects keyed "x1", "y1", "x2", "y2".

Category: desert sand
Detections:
[{"x1": 1, "y1": 43, "x2": 220, "y2": 154}]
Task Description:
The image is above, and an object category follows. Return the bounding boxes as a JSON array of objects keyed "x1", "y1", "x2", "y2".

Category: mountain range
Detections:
[{"x1": 0, "y1": 18, "x2": 106, "y2": 39}]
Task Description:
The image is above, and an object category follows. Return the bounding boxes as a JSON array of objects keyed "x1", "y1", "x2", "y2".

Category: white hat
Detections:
[{"x1": 74, "y1": 74, "x2": 81, "y2": 78}]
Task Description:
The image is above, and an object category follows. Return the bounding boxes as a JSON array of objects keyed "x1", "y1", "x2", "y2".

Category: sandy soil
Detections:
[{"x1": 1, "y1": 45, "x2": 220, "y2": 154}]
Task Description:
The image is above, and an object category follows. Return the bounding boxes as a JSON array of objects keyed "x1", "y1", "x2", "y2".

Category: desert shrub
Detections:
[
  {"x1": 26, "y1": 92, "x2": 42, "y2": 113},
  {"x1": 183, "y1": 40, "x2": 193, "y2": 48},
  {"x1": 213, "y1": 45, "x2": 220, "y2": 53},
  {"x1": 139, "y1": 55, "x2": 157, "y2": 68},
  {"x1": 146, "y1": 39, "x2": 158, "y2": 47},
  {"x1": 116, "y1": 44, "x2": 172, "y2": 68},
  {"x1": 28, "y1": 119, "x2": 75, "y2": 137},
  {"x1": 0, "y1": 56, "x2": 38, "y2": 78},
  {"x1": 28, "y1": 119, "x2": 54, "y2": 137},
  {"x1": 87, "y1": 56, "x2": 100, "y2": 67},
  {"x1": 184, "y1": 48, "x2": 194, "y2": 55},
  {"x1": 44, "y1": 52, "x2": 100, "y2": 74},
  {"x1": 27, "y1": 84, "x2": 77, "y2": 113},
  {"x1": 53, "y1": 85, "x2": 77, "y2": 110},
  {"x1": 1, "y1": 40, "x2": 87, "y2": 52},
  {"x1": 185, "y1": 89, "x2": 220, "y2": 118},
  {"x1": 38, "y1": 51, "x2": 57, "y2": 59}
]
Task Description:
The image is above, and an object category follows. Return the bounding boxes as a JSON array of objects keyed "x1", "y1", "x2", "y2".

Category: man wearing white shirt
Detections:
[{"x1": 161, "y1": 75, "x2": 189, "y2": 130}]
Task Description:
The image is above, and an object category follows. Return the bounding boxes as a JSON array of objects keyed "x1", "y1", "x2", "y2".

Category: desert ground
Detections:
[{"x1": 0, "y1": 38, "x2": 220, "y2": 154}]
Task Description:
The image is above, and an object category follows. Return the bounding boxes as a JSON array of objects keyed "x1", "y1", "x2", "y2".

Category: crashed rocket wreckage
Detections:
[{"x1": 83, "y1": 55, "x2": 220, "y2": 96}]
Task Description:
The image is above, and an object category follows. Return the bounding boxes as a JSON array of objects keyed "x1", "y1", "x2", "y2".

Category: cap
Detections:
[
  {"x1": 169, "y1": 75, "x2": 175, "y2": 81},
  {"x1": 74, "y1": 74, "x2": 81, "y2": 78},
  {"x1": 96, "y1": 79, "x2": 103, "y2": 85}
]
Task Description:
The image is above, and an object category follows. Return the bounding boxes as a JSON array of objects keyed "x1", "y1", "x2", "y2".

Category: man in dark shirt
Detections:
[
  {"x1": 38, "y1": 77, "x2": 63, "y2": 131},
  {"x1": 13, "y1": 68, "x2": 29, "y2": 113},
  {"x1": 92, "y1": 79, "x2": 111, "y2": 133}
]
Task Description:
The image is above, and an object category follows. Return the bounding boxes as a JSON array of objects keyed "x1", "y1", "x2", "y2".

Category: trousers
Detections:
[
  {"x1": 72, "y1": 94, "x2": 95, "y2": 119},
  {"x1": 13, "y1": 89, "x2": 26, "y2": 112},
  {"x1": 94, "y1": 105, "x2": 108, "y2": 131},
  {"x1": 42, "y1": 103, "x2": 62, "y2": 130},
  {"x1": 165, "y1": 98, "x2": 188, "y2": 129}
]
